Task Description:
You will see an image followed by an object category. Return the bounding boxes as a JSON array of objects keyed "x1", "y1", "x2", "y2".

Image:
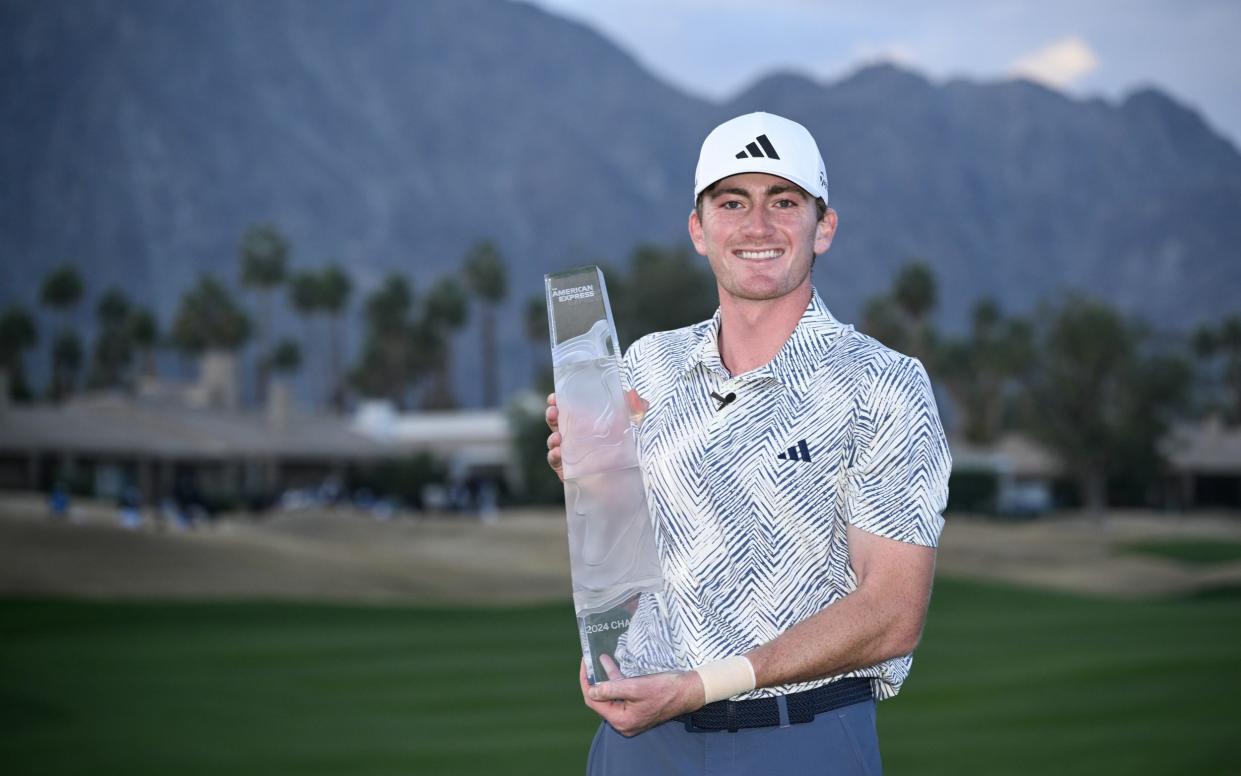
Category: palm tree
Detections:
[
  {"x1": 611, "y1": 245, "x2": 717, "y2": 342},
  {"x1": 266, "y1": 338, "x2": 302, "y2": 424},
  {"x1": 860, "y1": 296, "x2": 909, "y2": 353},
  {"x1": 239, "y1": 223, "x2": 289, "y2": 403},
  {"x1": 1219, "y1": 315, "x2": 1241, "y2": 423},
  {"x1": 40, "y1": 264, "x2": 84, "y2": 326},
  {"x1": 170, "y1": 274, "x2": 251, "y2": 356},
  {"x1": 127, "y1": 307, "x2": 159, "y2": 381},
  {"x1": 51, "y1": 331, "x2": 83, "y2": 400},
  {"x1": 86, "y1": 287, "x2": 135, "y2": 390},
  {"x1": 1194, "y1": 314, "x2": 1241, "y2": 424},
  {"x1": 462, "y1": 240, "x2": 508, "y2": 406},
  {"x1": 287, "y1": 269, "x2": 323, "y2": 406},
  {"x1": 352, "y1": 274, "x2": 415, "y2": 407},
  {"x1": 365, "y1": 274, "x2": 412, "y2": 331},
  {"x1": 40, "y1": 264, "x2": 84, "y2": 400},
  {"x1": 892, "y1": 260, "x2": 937, "y2": 360},
  {"x1": 420, "y1": 276, "x2": 469, "y2": 409},
  {"x1": 0, "y1": 305, "x2": 38, "y2": 401},
  {"x1": 523, "y1": 295, "x2": 550, "y2": 391},
  {"x1": 267, "y1": 339, "x2": 302, "y2": 375},
  {"x1": 170, "y1": 275, "x2": 252, "y2": 410},
  {"x1": 319, "y1": 264, "x2": 352, "y2": 413},
  {"x1": 935, "y1": 299, "x2": 1032, "y2": 444}
]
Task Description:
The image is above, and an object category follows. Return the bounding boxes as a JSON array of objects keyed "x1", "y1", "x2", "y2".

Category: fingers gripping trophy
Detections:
[{"x1": 544, "y1": 267, "x2": 670, "y2": 684}]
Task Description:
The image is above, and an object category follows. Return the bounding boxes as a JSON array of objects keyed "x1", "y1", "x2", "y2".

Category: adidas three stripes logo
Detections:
[
  {"x1": 777, "y1": 439, "x2": 812, "y2": 463},
  {"x1": 735, "y1": 134, "x2": 781, "y2": 160}
]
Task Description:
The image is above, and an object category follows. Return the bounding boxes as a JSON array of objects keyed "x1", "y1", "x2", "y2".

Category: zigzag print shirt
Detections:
[{"x1": 617, "y1": 288, "x2": 950, "y2": 701}]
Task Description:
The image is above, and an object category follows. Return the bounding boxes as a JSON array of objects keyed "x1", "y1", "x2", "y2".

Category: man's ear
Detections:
[
  {"x1": 814, "y1": 208, "x2": 838, "y2": 255},
  {"x1": 688, "y1": 209, "x2": 708, "y2": 256}
]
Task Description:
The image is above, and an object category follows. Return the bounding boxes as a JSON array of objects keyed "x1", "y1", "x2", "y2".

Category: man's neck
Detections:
[{"x1": 716, "y1": 283, "x2": 812, "y2": 376}]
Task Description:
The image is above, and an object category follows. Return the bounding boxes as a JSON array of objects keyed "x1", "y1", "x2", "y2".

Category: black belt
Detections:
[{"x1": 679, "y1": 677, "x2": 873, "y2": 732}]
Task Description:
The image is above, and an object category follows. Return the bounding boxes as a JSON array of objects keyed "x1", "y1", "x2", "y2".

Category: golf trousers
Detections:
[{"x1": 586, "y1": 698, "x2": 882, "y2": 775}]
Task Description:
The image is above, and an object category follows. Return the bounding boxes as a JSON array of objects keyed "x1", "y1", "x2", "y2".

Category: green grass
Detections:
[
  {"x1": 0, "y1": 600, "x2": 597, "y2": 775},
  {"x1": 1119, "y1": 538, "x2": 1241, "y2": 566},
  {"x1": 883, "y1": 580, "x2": 1241, "y2": 775},
  {"x1": 2, "y1": 580, "x2": 1239, "y2": 775}
]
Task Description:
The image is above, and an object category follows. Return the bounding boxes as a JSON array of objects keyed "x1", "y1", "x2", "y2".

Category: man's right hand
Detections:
[
  {"x1": 545, "y1": 389, "x2": 649, "y2": 482},
  {"x1": 579, "y1": 658, "x2": 705, "y2": 738},
  {"x1": 545, "y1": 393, "x2": 564, "y2": 482}
]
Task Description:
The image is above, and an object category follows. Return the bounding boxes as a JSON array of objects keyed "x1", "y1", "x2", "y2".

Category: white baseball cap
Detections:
[{"x1": 693, "y1": 112, "x2": 828, "y2": 205}]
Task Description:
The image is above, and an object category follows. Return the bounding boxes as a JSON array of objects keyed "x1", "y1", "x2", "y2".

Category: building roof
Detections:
[
  {"x1": 1164, "y1": 418, "x2": 1241, "y2": 474},
  {"x1": 7, "y1": 395, "x2": 1238, "y2": 478},
  {"x1": 0, "y1": 394, "x2": 391, "y2": 460},
  {"x1": 951, "y1": 420, "x2": 1241, "y2": 479},
  {"x1": 350, "y1": 401, "x2": 511, "y2": 469},
  {"x1": 949, "y1": 433, "x2": 1063, "y2": 478}
]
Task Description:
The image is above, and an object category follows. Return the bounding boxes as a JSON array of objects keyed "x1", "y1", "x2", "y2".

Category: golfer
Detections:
[{"x1": 546, "y1": 112, "x2": 951, "y2": 774}]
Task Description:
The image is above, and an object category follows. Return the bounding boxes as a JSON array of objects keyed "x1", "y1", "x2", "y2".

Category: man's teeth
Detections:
[{"x1": 736, "y1": 249, "x2": 782, "y2": 259}]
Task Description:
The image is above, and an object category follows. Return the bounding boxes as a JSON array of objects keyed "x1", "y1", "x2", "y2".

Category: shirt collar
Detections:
[{"x1": 681, "y1": 287, "x2": 850, "y2": 390}]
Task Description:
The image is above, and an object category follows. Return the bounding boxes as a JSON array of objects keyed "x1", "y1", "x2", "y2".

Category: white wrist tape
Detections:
[{"x1": 694, "y1": 656, "x2": 756, "y2": 704}]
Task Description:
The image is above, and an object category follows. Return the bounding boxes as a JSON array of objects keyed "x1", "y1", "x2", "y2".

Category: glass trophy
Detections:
[{"x1": 546, "y1": 265, "x2": 666, "y2": 684}]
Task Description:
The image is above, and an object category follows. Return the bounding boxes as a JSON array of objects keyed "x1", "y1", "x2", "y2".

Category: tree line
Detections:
[
  {"x1": 513, "y1": 251, "x2": 1240, "y2": 512},
  {"x1": 1, "y1": 265, "x2": 159, "y2": 402},
  {"x1": 0, "y1": 230, "x2": 720, "y2": 415},
  {"x1": 5, "y1": 233, "x2": 1237, "y2": 513},
  {"x1": 861, "y1": 260, "x2": 1240, "y2": 512},
  {"x1": 0, "y1": 224, "x2": 514, "y2": 411}
]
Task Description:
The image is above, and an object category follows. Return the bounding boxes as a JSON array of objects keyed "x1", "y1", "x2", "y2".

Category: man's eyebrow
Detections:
[
  {"x1": 766, "y1": 184, "x2": 806, "y2": 198},
  {"x1": 708, "y1": 184, "x2": 807, "y2": 199}
]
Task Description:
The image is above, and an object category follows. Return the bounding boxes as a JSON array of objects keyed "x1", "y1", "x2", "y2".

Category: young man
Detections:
[{"x1": 546, "y1": 112, "x2": 950, "y2": 774}]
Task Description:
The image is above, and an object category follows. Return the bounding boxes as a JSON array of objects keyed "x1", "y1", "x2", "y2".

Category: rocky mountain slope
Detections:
[{"x1": 3, "y1": 0, "x2": 1238, "y2": 403}]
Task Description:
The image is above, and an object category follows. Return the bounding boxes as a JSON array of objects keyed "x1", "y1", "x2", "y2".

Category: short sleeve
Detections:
[
  {"x1": 621, "y1": 333, "x2": 656, "y2": 401},
  {"x1": 843, "y1": 356, "x2": 951, "y2": 547},
  {"x1": 621, "y1": 337, "x2": 639, "y2": 391}
]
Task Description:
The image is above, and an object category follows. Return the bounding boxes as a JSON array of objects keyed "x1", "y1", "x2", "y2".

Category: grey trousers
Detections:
[{"x1": 586, "y1": 699, "x2": 882, "y2": 775}]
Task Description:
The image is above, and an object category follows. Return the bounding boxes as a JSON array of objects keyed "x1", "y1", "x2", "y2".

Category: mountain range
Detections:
[{"x1": 3, "y1": 0, "x2": 1239, "y2": 406}]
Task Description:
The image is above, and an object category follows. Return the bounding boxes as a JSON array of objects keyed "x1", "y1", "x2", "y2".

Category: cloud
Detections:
[{"x1": 1008, "y1": 36, "x2": 1100, "y2": 89}]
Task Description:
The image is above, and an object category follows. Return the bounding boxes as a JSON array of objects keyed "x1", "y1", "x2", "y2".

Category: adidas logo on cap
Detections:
[{"x1": 735, "y1": 134, "x2": 781, "y2": 160}]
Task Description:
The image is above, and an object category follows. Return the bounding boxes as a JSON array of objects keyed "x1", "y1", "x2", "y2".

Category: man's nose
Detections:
[{"x1": 741, "y1": 206, "x2": 775, "y2": 237}]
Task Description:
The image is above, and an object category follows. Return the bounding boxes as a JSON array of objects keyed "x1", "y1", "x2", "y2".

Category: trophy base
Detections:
[{"x1": 578, "y1": 597, "x2": 640, "y2": 685}]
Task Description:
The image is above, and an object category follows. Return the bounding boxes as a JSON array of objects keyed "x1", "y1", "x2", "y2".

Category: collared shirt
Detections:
[{"x1": 618, "y1": 288, "x2": 951, "y2": 701}]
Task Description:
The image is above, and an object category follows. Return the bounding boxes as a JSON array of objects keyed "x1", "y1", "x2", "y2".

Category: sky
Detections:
[{"x1": 521, "y1": 0, "x2": 1241, "y2": 146}]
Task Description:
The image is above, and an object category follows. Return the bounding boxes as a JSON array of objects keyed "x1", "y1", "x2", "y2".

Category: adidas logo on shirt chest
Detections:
[{"x1": 777, "y1": 440, "x2": 812, "y2": 463}]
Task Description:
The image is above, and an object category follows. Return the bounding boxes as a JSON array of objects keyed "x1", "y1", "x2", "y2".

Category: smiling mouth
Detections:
[{"x1": 734, "y1": 249, "x2": 783, "y2": 260}]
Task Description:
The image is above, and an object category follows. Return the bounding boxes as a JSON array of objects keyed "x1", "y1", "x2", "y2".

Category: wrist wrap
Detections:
[{"x1": 695, "y1": 656, "x2": 756, "y2": 704}]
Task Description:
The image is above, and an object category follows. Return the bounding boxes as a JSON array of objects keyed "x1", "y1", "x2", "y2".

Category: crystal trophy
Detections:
[{"x1": 546, "y1": 265, "x2": 665, "y2": 684}]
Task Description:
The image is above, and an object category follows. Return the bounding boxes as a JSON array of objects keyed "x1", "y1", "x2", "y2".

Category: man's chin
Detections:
[
  {"x1": 726, "y1": 274, "x2": 811, "y2": 304},
  {"x1": 728, "y1": 285, "x2": 790, "y2": 303}
]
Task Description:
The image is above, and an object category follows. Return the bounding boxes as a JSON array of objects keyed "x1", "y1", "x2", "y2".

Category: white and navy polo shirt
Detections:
[{"x1": 617, "y1": 288, "x2": 951, "y2": 701}]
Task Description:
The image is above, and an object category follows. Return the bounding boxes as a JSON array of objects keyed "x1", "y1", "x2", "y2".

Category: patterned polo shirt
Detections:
[{"x1": 618, "y1": 287, "x2": 951, "y2": 701}]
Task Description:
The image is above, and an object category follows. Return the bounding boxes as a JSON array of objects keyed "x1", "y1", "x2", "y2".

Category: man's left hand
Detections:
[{"x1": 579, "y1": 656, "x2": 705, "y2": 737}]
